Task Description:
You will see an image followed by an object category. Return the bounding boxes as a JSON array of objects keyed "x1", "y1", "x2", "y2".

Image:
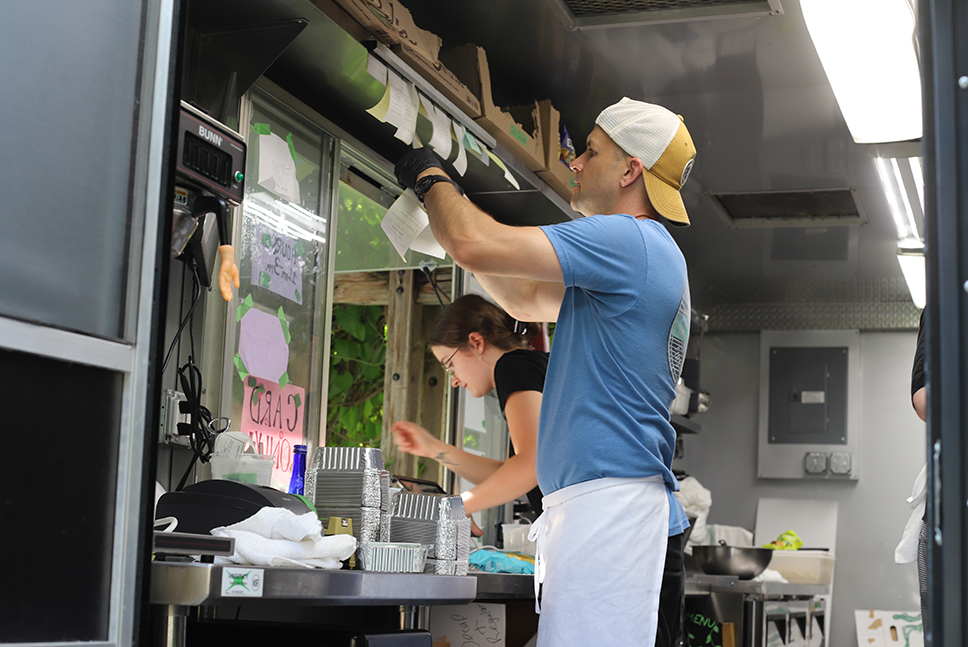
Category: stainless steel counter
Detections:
[
  {"x1": 151, "y1": 560, "x2": 477, "y2": 606},
  {"x1": 150, "y1": 561, "x2": 478, "y2": 647},
  {"x1": 685, "y1": 573, "x2": 830, "y2": 599},
  {"x1": 470, "y1": 570, "x2": 832, "y2": 601}
]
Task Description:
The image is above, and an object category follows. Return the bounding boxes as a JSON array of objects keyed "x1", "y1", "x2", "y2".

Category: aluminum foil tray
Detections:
[
  {"x1": 435, "y1": 517, "x2": 472, "y2": 561},
  {"x1": 426, "y1": 558, "x2": 469, "y2": 576},
  {"x1": 390, "y1": 492, "x2": 466, "y2": 521},
  {"x1": 384, "y1": 512, "x2": 471, "y2": 560},
  {"x1": 306, "y1": 468, "x2": 383, "y2": 508},
  {"x1": 380, "y1": 470, "x2": 390, "y2": 512},
  {"x1": 358, "y1": 542, "x2": 427, "y2": 573},
  {"x1": 310, "y1": 446, "x2": 384, "y2": 471},
  {"x1": 386, "y1": 517, "x2": 438, "y2": 549}
]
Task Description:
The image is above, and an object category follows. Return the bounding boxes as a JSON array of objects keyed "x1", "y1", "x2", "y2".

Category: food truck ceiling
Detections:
[{"x1": 186, "y1": 0, "x2": 924, "y2": 331}]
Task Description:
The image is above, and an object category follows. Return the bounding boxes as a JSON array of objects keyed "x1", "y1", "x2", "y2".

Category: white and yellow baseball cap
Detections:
[{"x1": 596, "y1": 97, "x2": 696, "y2": 226}]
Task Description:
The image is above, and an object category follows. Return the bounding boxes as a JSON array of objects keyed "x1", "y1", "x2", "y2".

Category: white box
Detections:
[
  {"x1": 502, "y1": 524, "x2": 536, "y2": 555},
  {"x1": 209, "y1": 454, "x2": 274, "y2": 486},
  {"x1": 768, "y1": 550, "x2": 835, "y2": 585}
]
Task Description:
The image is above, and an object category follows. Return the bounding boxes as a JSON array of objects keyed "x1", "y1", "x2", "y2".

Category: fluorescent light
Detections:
[
  {"x1": 909, "y1": 156, "x2": 924, "y2": 212},
  {"x1": 801, "y1": 0, "x2": 921, "y2": 143},
  {"x1": 874, "y1": 156, "x2": 922, "y2": 245},
  {"x1": 897, "y1": 249, "x2": 926, "y2": 309}
]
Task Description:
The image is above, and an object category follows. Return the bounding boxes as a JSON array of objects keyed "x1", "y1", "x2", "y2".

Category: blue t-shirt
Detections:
[{"x1": 538, "y1": 214, "x2": 691, "y2": 536}]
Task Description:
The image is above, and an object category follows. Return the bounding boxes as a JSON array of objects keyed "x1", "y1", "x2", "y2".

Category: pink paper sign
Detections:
[
  {"x1": 239, "y1": 307, "x2": 290, "y2": 383},
  {"x1": 242, "y1": 376, "x2": 306, "y2": 488}
]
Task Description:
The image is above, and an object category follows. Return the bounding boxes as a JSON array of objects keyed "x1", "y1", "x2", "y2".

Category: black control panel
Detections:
[{"x1": 175, "y1": 101, "x2": 246, "y2": 205}]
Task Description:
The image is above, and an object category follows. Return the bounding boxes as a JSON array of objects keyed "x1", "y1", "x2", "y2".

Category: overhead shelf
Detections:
[{"x1": 184, "y1": 0, "x2": 578, "y2": 227}]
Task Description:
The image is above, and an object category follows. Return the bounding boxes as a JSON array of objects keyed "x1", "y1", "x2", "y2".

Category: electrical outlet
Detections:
[{"x1": 160, "y1": 389, "x2": 191, "y2": 446}]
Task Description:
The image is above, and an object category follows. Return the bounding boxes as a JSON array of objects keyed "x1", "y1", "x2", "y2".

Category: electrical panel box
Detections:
[{"x1": 758, "y1": 330, "x2": 861, "y2": 480}]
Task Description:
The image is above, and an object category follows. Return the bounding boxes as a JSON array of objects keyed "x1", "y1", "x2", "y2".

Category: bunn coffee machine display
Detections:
[{"x1": 171, "y1": 101, "x2": 246, "y2": 301}]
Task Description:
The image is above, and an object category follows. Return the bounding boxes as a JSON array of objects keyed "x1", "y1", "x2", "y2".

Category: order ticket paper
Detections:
[{"x1": 381, "y1": 189, "x2": 446, "y2": 261}]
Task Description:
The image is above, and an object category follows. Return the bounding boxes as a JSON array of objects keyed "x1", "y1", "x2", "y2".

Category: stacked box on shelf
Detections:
[
  {"x1": 439, "y1": 44, "x2": 545, "y2": 172},
  {"x1": 324, "y1": 0, "x2": 482, "y2": 119},
  {"x1": 536, "y1": 99, "x2": 577, "y2": 203},
  {"x1": 327, "y1": 0, "x2": 441, "y2": 67},
  {"x1": 305, "y1": 447, "x2": 390, "y2": 559},
  {"x1": 385, "y1": 491, "x2": 471, "y2": 576}
]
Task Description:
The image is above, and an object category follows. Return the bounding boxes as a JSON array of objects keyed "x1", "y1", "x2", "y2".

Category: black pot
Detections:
[{"x1": 692, "y1": 540, "x2": 773, "y2": 580}]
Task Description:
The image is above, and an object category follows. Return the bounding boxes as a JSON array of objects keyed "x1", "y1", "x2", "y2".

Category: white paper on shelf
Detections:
[
  {"x1": 487, "y1": 150, "x2": 520, "y2": 189},
  {"x1": 388, "y1": 75, "x2": 419, "y2": 144},
  {"x1": 419, "y1": 94, "x2": 454, "y2": 160},
  {"x1": 380, "y1": 189, "x2": 446, "y2": 261},
  {"x1": 366, "y1": 53, "x2": 387, "y2": 85},
  {"x1": 366, "y1": 70, "x2": 419, "y2": 145},
  {"x1": 452, "y1": 122, "x2": 468, "y2": 176}
]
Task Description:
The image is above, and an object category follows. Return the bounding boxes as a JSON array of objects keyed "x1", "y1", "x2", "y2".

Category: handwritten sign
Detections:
[
  {"x1": 242, "y1": 376, "x2": 306, "y2": 489},
  {"x1": 250, "y1": 222, "x2": 304, "y2": 304},
  {"x1": 430, "y1": 603, "x2": 505, "y2": 647}
]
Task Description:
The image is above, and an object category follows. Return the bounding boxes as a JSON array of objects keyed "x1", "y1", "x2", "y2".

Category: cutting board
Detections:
[{"x1": 754, "y1": 498, "x2": 838, "y2": 552}]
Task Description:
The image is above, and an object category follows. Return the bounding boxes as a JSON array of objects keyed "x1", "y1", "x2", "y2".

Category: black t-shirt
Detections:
[
  {"x1": 912, "y1": 309, "x2": 926, "y2": 397},
  {"x1": 493, "y1": 349, "x2": 549, "y2": 515}
]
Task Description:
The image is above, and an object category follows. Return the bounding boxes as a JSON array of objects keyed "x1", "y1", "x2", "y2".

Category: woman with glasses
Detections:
[{"x1": 391, "y1": 293, "x2": 547, "y2": 521}]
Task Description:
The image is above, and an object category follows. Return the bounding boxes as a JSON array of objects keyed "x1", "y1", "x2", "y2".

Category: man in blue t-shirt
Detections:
[{"x1": 395, "y1": 97, "x2": 696, "y2": 647}]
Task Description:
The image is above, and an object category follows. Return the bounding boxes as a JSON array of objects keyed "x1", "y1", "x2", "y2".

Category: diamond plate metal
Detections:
[{"x1": 697, "y1": 278, "x2": 922, "y2": 331}]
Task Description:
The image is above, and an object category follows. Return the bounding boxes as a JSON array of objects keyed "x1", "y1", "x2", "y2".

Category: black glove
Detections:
[{"x1": 394, "y1": 147, "x2": 444, "y2": 190}]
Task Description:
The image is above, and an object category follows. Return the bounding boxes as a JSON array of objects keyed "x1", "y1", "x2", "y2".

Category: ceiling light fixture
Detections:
[
  {"x1": 897, "y1": 248, "x2": 926, "y2": 309},
  {"x1": 801, "y1": 0, "x2": 921, "y2": 143},
  {"x1": 875, "y1": 155, "x2": 925, "y2": 308},
  {"x1": 874, "y1": 156, "x2": 922, "y2": 247}
]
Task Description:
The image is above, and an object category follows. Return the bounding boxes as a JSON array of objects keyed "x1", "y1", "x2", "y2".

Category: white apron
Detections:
[{"x1": 528, "y1": 476, "x2": 669, "y2": 647}]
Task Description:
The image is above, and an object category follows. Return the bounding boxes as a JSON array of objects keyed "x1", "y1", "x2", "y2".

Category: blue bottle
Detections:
[{"x1": 288, "y1": 444, "x2": 307, "y2": 495}]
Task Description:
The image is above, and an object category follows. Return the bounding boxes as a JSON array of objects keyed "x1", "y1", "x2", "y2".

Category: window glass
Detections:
[
  {"x1": 230, "y1": 87, "x2": 332, "y2": 489},
  {"x1": 335, "y1": 151, "x2": 453, "y2": 273}
]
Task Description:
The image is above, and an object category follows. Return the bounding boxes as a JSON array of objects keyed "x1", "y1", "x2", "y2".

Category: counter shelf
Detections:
[
  {"x1": 685, "y1": 573, "x2": 830, "y2": 599},
  {"x1": 151, "y1": 560, "x2": 477, "y2": 607},
  {"x1": 471, "y1": 571, "x2": 535, "y2": 599},
  {"x1": 151, "y1": 561, "x2": 477, "y2": 647}
]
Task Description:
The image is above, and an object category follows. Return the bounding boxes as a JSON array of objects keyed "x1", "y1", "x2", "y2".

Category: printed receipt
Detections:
[{"x1": 380, "y1": 189, "x2": 446, "y2": 261}]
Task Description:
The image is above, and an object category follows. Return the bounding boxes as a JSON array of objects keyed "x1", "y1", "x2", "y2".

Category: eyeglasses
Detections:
[{"x1": 440, "y1": 347, "x2": 461, "y2": 376}]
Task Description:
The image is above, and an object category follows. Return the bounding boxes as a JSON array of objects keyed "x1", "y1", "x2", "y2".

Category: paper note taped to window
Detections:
[{"x1": 381, "y1": 189, "x2": 446, "y2": 261}]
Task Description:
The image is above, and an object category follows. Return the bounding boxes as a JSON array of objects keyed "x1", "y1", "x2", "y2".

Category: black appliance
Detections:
[
  {"x1": 156, "y1": 479, "x2": 312, "y2": 535},
  {"x1": 171, "y1": 101, "x2": 246, "y2": 288}
]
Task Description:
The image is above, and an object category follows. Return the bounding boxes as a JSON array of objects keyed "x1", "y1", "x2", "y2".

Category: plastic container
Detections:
[
  {"x1": 502, "y1": 523, "x2": 536, "y2": 555},
  {"x1": 209, "y1": 454, "x2": 274, "y2": 486},
  {"x1": 767, "y1": 549, "x2": 835, "y2": 585}
]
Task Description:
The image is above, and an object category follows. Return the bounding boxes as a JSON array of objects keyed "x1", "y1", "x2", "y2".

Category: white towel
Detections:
[
  {"x1": 895, "y1": 463, "x2": 928, "y2": 564},
  {"x1": 212, "y1": 507, "x2": 357, "y2": 569},
  {"x1": 674, "y1": 476, "x2": 713, "y2": 553}
]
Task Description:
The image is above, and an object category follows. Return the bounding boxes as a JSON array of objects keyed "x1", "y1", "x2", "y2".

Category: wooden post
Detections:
[
  {"x1": 383, "y1": 270, "x2": 421, "y2": 476},
  {"x1": 333, "y1": 267, "x2": 453, "y2": 481}
]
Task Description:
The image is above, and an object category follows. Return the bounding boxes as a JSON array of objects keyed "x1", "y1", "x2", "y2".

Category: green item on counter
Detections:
[
  {"x1": 291, "y1": 493, "x2": 317, "y2": 514},
  {"x1": 763, "y1": 529, "x2": 803, "y2": 550}
]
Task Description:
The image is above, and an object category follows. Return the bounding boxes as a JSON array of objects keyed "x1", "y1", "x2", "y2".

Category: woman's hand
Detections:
[{"x1": 390, "y1": 420, "x2": 440, "y2": 458}]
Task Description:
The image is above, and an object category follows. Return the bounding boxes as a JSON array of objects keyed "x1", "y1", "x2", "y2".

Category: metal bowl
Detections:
[{"x1": 692, "y1": 541, "x2": 773, "y2": 580}]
